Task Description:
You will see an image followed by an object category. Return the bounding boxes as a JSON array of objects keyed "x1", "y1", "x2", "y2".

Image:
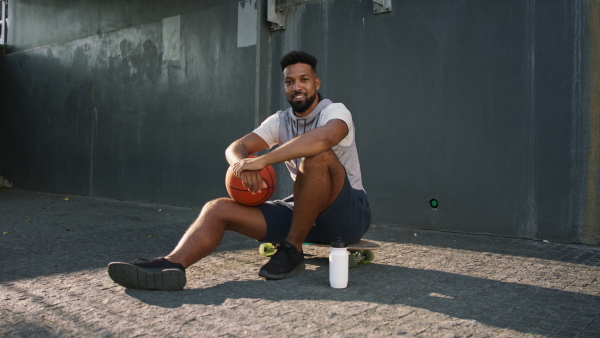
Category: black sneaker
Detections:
[
  {"x1": 107, "y1": 258, "x2": 186, "y2": 291},
  {"x1": 258, "y1": 241, "x2": 305, "y2": 280}
]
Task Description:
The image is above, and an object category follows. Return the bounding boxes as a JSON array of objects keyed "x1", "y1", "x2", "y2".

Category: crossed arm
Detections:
[{"x1": 225, "y1": 119, "x2": 349, "y2": 194}]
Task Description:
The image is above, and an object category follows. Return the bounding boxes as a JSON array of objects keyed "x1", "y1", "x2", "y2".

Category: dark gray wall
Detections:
[
  {"x1": 1, "y1": 0, "x2": 259, "y2": 206},
  {"x1": 1, "y1": 0, "x2": 599, "y2": 245}
]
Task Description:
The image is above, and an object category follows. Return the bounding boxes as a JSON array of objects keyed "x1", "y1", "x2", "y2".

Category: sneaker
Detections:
[
  {"x1": 258, "y1": 241, "x2": 305, "y2": 280},
  {"x1": 107, "y1": 258, "x2": 186, "y2": 291}
]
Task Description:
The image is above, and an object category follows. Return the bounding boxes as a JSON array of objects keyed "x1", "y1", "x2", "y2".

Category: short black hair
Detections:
[{"x1": 280, "y1": 51, "x2": 318, "y2": 72}]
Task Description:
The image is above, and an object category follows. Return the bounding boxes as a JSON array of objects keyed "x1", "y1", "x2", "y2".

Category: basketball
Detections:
[{"x1": 225, "y1": 157, "x2": 277, "y2": 206}]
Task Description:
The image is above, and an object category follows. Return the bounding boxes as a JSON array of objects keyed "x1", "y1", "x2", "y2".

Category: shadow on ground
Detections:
[
  {"x1": 124, "y1": 260, "x2": 599, "y2": 337},
  {"x1": 2, "y1": 189, "x2": 600, "y2": 337}
]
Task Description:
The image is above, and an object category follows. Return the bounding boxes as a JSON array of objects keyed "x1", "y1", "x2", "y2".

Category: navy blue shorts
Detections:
[{"x1": 257, "y1": 176, "x2": 371, "y2": 245}]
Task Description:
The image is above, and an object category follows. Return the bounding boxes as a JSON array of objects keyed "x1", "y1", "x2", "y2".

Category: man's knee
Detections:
[
  {"x1": 201, "y1": 198, "x2": 235, "y2": 217},
  {"x1": 299, "y1": 149, "x2": 339, "y2": 172}
]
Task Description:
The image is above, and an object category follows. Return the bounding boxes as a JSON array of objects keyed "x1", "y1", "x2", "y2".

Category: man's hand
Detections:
[{"x1": 231, "y1": 157, "x2": 268, "y2": 194}]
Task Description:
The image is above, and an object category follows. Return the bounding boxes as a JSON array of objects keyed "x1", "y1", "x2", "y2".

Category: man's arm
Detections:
[
  {"x1": 264, "y1": 119, "x2": 348, "y2": 165},
  {"x1": 225, "y1": 132, "x2": 269, "y2": 166},
  {"x1": 225, "y1": 132, "x2": 270, "y2": 194},
  {"x1": 231, "y1": 119, "x2": 349, "y2": 176}
]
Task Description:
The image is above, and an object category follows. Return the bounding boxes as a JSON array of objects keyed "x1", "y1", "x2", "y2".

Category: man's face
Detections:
[{"x1": 283, "y1": 63, "x2": 321, "y2": 116}]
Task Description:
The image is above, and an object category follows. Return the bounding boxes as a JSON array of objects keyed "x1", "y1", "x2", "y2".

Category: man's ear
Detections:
[{"x1": 316, "y1": 77, "x2": 321, "y2": 90}]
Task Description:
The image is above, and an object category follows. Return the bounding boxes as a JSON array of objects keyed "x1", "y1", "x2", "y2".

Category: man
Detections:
[{"x1": 108, "y1": 51, "x2": 371, "y2": 291}]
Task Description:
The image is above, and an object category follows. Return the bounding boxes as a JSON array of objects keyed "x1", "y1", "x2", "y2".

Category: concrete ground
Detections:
[{"x1": 1, "y1": 187, "x2": 599, "y2": 337}]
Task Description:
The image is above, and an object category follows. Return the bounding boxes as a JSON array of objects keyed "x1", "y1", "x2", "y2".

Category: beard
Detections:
[{"x1": 288, "y1": 91, "x2": 318, "y2": 114}]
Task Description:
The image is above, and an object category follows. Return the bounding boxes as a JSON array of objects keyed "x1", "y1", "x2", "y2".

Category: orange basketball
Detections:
[{"x1": 225, "y1": 157, "x2": 277, "y2": 206}]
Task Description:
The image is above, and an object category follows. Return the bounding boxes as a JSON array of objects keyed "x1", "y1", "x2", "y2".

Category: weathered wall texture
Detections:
[
  {"x1": 0, "y1": 0, "x2": 259, "y2": 205},
  {"x1": 1, "y1": 0, "x2": 598, "y2": 245},
  {"x1": 585, "y1": 0, "x2": 600, "y2": 244}
]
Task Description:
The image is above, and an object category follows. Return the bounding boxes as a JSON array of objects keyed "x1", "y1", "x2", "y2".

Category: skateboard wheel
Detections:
[
  {"x1": 348, "y1": 254, "x2": 359, "y2": 269},
  {"x1": 259, "y1": 243, "x2": 275, "y2": 256},
  {"x1": 362, "y1": 250, "x2": 375, "y2": 264}
]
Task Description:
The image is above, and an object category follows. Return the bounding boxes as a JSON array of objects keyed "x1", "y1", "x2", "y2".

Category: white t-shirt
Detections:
[{"x1": 253, "y1": 99, "x2": 364, "y2": 191}]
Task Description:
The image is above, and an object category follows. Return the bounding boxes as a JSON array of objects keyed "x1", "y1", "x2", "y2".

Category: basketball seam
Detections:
[{"x1": 225, "y1": 163, "x2": 277, "y2": 206}]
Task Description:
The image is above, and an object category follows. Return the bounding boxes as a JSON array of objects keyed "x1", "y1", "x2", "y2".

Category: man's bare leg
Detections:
[
  {"x1": 108, "y1": 198, "x2": 267, "y2": 290},
  {"x1": 165, "y1": 198, "x2": 268, "y2": 268},
  {"x1": 257, "y1": 149, "x2": 346, "y2": 279},
  {"x1": 284, "y1": 149, "x2": 347, "y2": 251}
]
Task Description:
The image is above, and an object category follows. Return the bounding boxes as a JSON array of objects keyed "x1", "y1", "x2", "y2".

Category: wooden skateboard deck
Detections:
[
  {"x1": 303, "y1": 239, "x2": 380, "y2": 251},
  {"x1": 258, "y1": 240, "x2": 380, "y2": 268}
]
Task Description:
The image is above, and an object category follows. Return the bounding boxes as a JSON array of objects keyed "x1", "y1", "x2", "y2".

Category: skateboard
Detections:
[{"x1": 259, "y1": 240, "x2": 380, "y2": 269}]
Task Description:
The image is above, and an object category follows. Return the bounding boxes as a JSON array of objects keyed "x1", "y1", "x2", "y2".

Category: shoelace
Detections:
[{"x1": 270, "y1": 245, "x2": 294, "y2": 263}]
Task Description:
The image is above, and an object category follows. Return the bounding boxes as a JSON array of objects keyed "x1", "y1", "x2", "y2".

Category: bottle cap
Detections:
[{"x1": 331, "y1": 237, "x2": 347, "y2": 248}]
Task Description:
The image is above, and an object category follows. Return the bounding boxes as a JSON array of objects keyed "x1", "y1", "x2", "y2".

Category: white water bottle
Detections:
[{"x1": 329, "y1": 237, "x2": 348, "y2": 289}]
